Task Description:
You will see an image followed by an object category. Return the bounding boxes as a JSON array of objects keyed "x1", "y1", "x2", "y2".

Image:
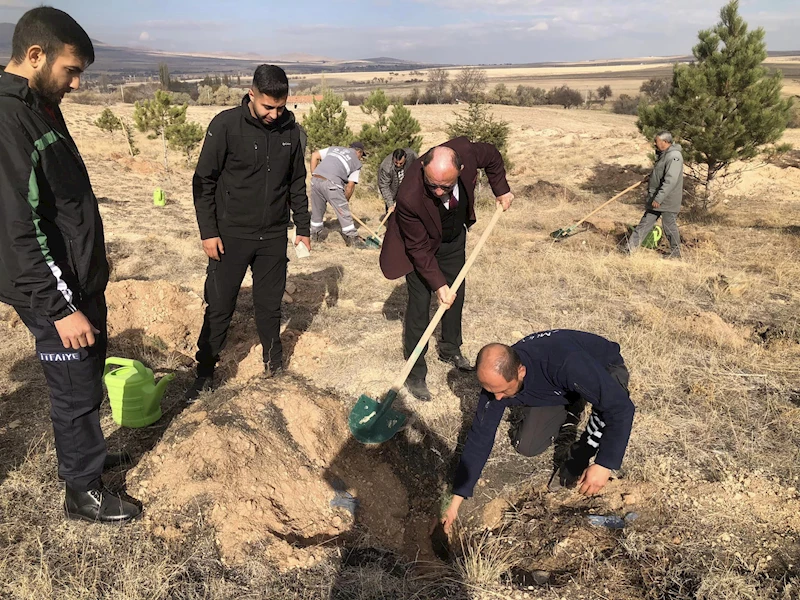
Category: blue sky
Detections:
[{"x1": 0, "y1": 0, "x2": 798, "y2": 64}]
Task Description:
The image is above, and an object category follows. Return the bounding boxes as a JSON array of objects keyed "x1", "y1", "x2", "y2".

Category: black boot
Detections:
[
  {"x1": 262, "y1": 362, "x2": 284, "y2": 379},
  {"x1": 185, "y1": 374, "x2": 214, "y2": 403},
  {"x1": 405, "y1": 377, "x2": 432, "y2": 401},
  {"x1": 343, "y1": 234, "x2": 367, "y2": 249},
  {"x1": 438, "y1": 352, "x2": 475, "y2": 372},
  {"x1": 64, "y1": 485, "x2": 142, "y2": 523},
  {"x1": 557, "y1": 441, "x2": 595, "y2": 489}
]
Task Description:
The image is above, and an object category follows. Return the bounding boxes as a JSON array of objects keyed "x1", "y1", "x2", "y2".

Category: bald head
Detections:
[
  {"x1": 476, "y1": 343, "x2": 526, "y2": 400},
  {"x1": 421, "y1": 145, "x2": 462, "y2": 199}
]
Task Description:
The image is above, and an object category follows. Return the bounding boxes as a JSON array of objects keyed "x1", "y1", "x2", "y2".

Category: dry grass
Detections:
[{"x1": 2, "y1": 101, "x2": 800, "y2": 598}]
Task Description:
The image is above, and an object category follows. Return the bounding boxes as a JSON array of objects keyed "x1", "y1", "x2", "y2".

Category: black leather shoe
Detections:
[
  {"x1": 185, "y1": 375, "x2": 214, "y2": 403},
  {"x1": 64, "y1": 486, "x2": 142, "y2": 523},
  {"x1": 405, "y1": 378, "x2": 432, "y2": 401},
  {"x1": 439, "y1": 352, "x2": 475, "y2": 372}
]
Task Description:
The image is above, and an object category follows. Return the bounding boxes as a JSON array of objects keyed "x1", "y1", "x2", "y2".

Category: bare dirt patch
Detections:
[{"x1": 520, "y1": 179, "x2": 587, "y2": 203}]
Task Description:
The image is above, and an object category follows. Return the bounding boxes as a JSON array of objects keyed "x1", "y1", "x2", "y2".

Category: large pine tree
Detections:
[{"x1": 638, "y1": 0, "x2": 792, "y2": 207}]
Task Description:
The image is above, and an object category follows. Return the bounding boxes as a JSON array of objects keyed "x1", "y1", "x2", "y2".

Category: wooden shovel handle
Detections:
[
  {"x1": 390, "y1": 204, "x2": 505, "y2": 392},
  {"x1": 571, "y1": 181, "x2": 642, "y2": 230},
  {"x1": 351, "y1": 213, "x2": 381, "y2": 239},
  {"x1": 376, "y1": 205, "x2": 395, "y2": 234}
]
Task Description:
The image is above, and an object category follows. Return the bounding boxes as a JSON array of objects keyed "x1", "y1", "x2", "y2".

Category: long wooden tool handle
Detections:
[
  {"x1": 351, "y1": 214, "x2": 381, "y2": 239},
  {"x1": 571, "y1": 181, "x2": 641, "y2": 229},
  {"x1": 376, "y1": 206, "x2": 395, "y2": 233},
  {"x1": 390, "y1": 204, "x2": 505, "y2": 392}
]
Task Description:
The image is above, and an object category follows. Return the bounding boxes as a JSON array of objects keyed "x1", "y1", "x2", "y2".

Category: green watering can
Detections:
[
  {"x1": 153, "y1": 188, "x2": 166, "y2": 207},
  {"x1": 642, "y1": 225, "x2": 663, "y2": 249},
  {"x1": 103, "y1": 358, "x2": 174, "y2": 428}
]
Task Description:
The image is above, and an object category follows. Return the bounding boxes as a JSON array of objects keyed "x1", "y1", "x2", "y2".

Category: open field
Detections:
[
  {"x1": 302, "y1": 58, "x2": 800, "y2": 99},
  {"x1": 1, "y1": 101, "x2": 800, "y2": 598}
]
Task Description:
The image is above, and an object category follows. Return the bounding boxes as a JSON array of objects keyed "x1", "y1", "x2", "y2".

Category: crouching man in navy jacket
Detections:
[{"x1": 440, "y1": 330, "x2": 635, "y2": 533}]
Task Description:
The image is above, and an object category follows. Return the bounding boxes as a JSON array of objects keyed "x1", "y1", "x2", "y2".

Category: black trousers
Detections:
[
  {"x1": 404, "y1": 227, "x2": 466, "y2": 382},
  {"x1": 14, "y1": 295, "x2": 108, "y2": 492},
  {"x1": 196, "y1": 235, "x2": 287, "y2": 377},
  {"x1": 511, "y1": 363, "x2": 630, "y2": 458}
]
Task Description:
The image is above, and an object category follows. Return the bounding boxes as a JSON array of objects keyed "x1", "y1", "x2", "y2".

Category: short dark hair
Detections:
[
  {"x1": 392, "y1": 148, "x2": 407, "y2": 161},
  {"x1": 11, "y1": 7, "x2": 94, "y2": 65},
  {"x1": 421, "y1": 146, "x2": 462, "y2": 170},
  {"x1": 252, "y1": 64, "x2": 289, "y2": 99},
  {"x1": 476, "y1": 343, "x2": 522, "y2": 382}
]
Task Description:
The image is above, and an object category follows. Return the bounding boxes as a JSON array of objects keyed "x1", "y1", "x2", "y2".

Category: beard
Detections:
[{"x1": 31, "y1": 62, "x2": 67, "y2": 104}]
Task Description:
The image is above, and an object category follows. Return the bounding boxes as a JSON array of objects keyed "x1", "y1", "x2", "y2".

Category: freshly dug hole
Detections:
[{"x1": 128, "y1": 376, "x2": 415, "y2": 568}]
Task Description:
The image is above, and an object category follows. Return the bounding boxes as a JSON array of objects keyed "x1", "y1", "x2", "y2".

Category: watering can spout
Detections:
[{"x1": 154, "y1": 373, "x2": 175, "y2": 401}]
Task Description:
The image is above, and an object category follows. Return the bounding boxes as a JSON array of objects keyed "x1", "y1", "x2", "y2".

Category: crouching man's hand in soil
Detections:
[
  {"x1": 577, "y1": 464, "x2": 612, "y2": 496},
  {"x1": 437, "y1": 494, "x2": 464, "y2": 535}
]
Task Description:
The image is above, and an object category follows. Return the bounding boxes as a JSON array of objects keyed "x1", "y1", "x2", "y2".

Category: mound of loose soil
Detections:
[
  {"x1": 106, "y1": 280, "x2": 204, "y2": 356},
  {"x1": 581, "y1": 163, "x2": 649, "y2": 197},
  {"x1": 520, "y1": 179, "x2": 585, "y2": 203},
  {"x1": 128, "y1": 377, "x2": 412, "y2": 568},
  {"x1": 635, "y1": 305, "x2": 751, "y2": 349}
]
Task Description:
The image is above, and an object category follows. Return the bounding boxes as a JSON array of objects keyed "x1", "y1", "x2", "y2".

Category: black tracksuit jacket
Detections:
[
  {"x1": 0, "y1": 72, "x2": 108, "y2": 320},
  {"x1": 193, "y1": 96, "x2": 310, "y2": 241},
  {"x1": 453, "y1": 330, "x2": 636, "y2": 498}
]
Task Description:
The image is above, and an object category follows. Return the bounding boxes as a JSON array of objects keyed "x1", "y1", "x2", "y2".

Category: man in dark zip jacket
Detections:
[
  {"x1": 0, "y1": 8, "x2": 140, "y2": 523},
  {"x1": 187, "y1": 64, "x2": 310, "y2": 401},
  {"x1": 439, "y1": 330, "x2": 635, "y2": 533}
]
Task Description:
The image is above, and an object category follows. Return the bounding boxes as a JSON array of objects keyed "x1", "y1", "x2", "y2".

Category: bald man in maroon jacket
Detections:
[{"x1": 380, "y1": 137, "x2": 514, "y2": 400}]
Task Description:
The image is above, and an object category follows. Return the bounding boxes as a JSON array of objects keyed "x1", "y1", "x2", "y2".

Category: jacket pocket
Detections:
[{"x1": 222, "y1": 190, "x2": 230, "y2": 220}]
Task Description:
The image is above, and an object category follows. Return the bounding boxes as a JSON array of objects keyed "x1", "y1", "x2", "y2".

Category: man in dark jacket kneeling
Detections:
[{"x1": 440, "y1": 330, "x2": 636, "y2": 533}]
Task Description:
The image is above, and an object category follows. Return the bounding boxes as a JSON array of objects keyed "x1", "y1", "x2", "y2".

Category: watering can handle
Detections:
[{"x1": 103, "y1": 357, "x2": 148, "y2": 378}]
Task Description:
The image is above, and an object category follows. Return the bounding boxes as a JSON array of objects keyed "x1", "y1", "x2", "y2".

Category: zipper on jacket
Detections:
[
  {"x1": 261, "y1": 132, "x2": 271, "y2": 230},
  {"x1": 66, "y1": 239, "x2": 83, "y2": 302},
  {"x1": 253, "y1": 141, "x2": 259, "y2": 177}
]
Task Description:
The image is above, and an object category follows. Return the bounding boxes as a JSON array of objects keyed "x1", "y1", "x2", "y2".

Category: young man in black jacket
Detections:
[
  {"x1": 440, "y1": 330, "x2": 635, "y2": 533},
  {"x1": 188, "y1": 65, "x2": 310, "y2": 400},
  {"x1": 0, "y1": 8, "x2": 140, "y2": 522}
]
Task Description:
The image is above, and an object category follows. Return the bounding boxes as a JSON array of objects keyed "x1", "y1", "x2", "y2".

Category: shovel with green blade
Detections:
[
  {"x1": 351, "y1": 214, "x2": 383, "y2": 249},
  {"x1": 550, "y1": 181, "x2": 641, "y2": 239},
  {"x1": 349, "y1": 203, "x2": 507, "y2": 444}
]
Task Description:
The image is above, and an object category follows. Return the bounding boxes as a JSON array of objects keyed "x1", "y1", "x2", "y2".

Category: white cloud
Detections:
[
  {"x1": 530, "y1": 21, "x2": 549, "y2": 31},
  {"x1": 139, "y1": 31, "x2": 150, "y2": 41},
  {"x1": 140, "y1": 20, "x2": 229, "y2": 31}
]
